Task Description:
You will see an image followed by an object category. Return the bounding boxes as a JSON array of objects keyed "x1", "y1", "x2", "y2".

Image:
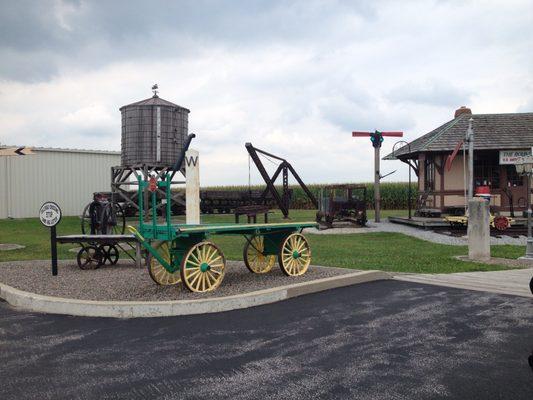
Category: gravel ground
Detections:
[
  {"x1": 0, "y1": 260, "x2": 351, "y2": 301},
  {"x1": 305, "y1": 221, "x2": 528, "y2": 246}
]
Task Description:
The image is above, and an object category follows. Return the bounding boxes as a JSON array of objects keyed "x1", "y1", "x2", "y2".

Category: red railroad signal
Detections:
[{"x1": 352, "y1": 131, "x2": 403, "y2": 148}]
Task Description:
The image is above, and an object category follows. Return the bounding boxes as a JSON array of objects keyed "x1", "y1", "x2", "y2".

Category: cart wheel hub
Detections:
[
  {"x1": 200, "y1": 262, "x2": 210, "y2": 272},
  {"x1": 292, "y1": 250, "x2": 300, "y2": 259}
]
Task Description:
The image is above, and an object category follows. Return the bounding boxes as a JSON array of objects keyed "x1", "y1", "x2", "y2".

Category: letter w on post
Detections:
[{"x1": 185, "y1": 155, "x2": 198, "y2": 167}]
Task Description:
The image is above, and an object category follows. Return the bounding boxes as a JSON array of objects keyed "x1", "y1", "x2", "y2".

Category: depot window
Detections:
[{"x1": 474, "y1": 152, "x2": 500, "y2": 188}]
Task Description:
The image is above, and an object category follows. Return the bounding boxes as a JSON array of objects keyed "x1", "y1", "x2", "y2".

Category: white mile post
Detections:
[
  {"x1": 467, "y1": 197, "x2": 490, "y2": 262},
  {"x1": 185, "y1": 149, "x2": 200, "y2": 225}
]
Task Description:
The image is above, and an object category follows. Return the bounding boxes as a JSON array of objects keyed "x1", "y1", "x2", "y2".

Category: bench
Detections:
[{"x1": 234, "y1": 205, "x2": 270, "y2": 224}]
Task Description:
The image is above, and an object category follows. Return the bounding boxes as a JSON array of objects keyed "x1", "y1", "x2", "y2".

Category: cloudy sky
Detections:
[{"x1": 1, "y1": 0, "x2": 532, "y2": 185}]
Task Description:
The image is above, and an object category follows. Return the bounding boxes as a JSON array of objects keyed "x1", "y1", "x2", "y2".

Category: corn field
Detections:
[{"x1": 201, "y1": 182, "x2": 416, "y2": 209}]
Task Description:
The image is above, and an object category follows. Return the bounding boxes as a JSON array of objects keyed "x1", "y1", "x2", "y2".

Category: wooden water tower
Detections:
[{"x1": 111, "y1": 85, "x2": 191, "y2": 217}]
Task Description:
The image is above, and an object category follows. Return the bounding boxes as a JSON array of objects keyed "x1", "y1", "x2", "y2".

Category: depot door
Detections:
[{"x1": 501, "y1": 166, "x2": 527, "y2": 213}]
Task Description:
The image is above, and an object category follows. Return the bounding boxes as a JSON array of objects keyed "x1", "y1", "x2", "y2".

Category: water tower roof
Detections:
[{"x1": 120, "y1": 95, "x2": 190, "y2": 112}]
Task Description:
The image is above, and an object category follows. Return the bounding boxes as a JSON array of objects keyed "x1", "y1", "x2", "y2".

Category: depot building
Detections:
[{"x1": 385, "y1": 107, "x2": 533, "y2": 216}]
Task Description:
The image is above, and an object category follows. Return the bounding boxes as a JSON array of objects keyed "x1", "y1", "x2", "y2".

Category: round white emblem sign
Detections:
[{"x1": 39, "y1": 202, "x2": 62, "y2": 227}]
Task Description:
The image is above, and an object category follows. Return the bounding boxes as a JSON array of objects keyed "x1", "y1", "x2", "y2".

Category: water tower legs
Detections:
[{"x1": 110, "y1": 165, "x2": 186, "y2": 220}]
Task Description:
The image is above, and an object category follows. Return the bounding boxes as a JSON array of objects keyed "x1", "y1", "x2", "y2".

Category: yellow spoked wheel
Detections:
[
  {"x1": 243, "y1": 235, "x2": 276, "y2": 274},
  {"x1": 180, "y1": 241, "x2": 226, "y2": 293},
  {"x1": 278, "y1": 233, "x2": 311, "y2": 276},
  {"x1": 148, "y1": 241, "x2": 181, "y2": 286}
]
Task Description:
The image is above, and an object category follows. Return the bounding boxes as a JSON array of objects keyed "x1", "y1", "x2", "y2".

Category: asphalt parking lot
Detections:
[{"x1": 1, "y1": 280, "x2": 532, "y2": 400}]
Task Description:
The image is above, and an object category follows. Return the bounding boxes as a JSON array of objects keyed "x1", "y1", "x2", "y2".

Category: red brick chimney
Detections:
[{"x1": 454, "y1": 106, "x2": 472, "y2": 118}]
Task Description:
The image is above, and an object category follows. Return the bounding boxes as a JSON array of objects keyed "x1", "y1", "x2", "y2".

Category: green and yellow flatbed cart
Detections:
[{"x1": 129, "y1": 174, "x2": 318, "y2": 293}]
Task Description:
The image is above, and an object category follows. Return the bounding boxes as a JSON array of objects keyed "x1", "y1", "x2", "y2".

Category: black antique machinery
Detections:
[
  {"x1": 245, "y1": 143, "x2": 318, "y2": 218},
  {"x1": 199, "y1": 190, "x2": 277, "y2": 214},
  {"x1": 316, "y1": 184, "x2": 367, "y2": 228},
  {"x1": 81, "y1": 192, "x2": 125, "y2": 235}
]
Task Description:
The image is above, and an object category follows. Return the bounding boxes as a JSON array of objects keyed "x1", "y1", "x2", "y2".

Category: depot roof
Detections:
[{"x1": 384, "y1": 111, "x2": 533, "y2": 160}]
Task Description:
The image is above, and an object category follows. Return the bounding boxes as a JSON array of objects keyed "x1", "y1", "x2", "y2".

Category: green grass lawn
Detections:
[
  {"x1": 211, "y1": 233, "x2": 524, "y2": 274},
  {"x1": 0, "y1": 209, "x2": 526, "y2": 273}
]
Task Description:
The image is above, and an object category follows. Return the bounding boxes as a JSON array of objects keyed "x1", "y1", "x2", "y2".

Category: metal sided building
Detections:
[
  {"x1": 384, "y1": 107, "x2": 533, "y2": 216},
  {"x1": 0, "y1": 147, "x2": 120, "y2": 218}
]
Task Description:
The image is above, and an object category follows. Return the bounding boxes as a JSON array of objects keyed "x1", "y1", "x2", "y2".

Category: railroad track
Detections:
[{"x1": 432, "y1": 225, "x2": 528, "y2": 238}]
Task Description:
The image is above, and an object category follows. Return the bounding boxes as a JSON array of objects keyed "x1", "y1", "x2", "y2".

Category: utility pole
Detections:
[
  {"x1": 467, "y1": 118, "x2": 475, "y2": 200},
  {"x1": 374, "y1": 144, "x2": 381, "y2": 221},
  {"x1": 352, "y1": 130, "x2": 403, "y2": 222}
]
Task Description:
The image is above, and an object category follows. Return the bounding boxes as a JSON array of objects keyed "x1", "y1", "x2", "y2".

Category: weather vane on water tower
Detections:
[{"x1": 152, "y1": 83, "x2": 159, "y2": 97}]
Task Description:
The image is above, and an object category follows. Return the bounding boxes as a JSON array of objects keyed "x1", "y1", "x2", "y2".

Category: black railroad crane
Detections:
[{"x1": 245, "y1": 143, "x2": 318, "y2": 218}]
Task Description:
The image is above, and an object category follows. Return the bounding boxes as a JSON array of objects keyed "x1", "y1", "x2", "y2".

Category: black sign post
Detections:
[
  {"x1": 39, "y1": 202, "x2": 62, "y2": 276},
  {"x1": 50, "y1": 225, "x2": 58, "y2": 276}
]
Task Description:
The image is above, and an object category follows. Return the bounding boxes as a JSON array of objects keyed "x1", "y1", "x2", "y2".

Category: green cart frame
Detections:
[{"x1": 129, "y1": 174, "x2": 317, "y2": 293}]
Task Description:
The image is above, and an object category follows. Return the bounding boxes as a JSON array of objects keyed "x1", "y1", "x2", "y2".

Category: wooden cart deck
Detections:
[
  {"x1": 137, "y1": 221, "x2": 318, "y2": 240},
  {"x1": 173, "y1": 221, "x2": 317, "y2": 234}
]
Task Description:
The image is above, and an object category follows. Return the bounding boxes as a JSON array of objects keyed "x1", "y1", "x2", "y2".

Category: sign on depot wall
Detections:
[{"x1": 499, "y1": 149, "x2": 532, "y2": 165}]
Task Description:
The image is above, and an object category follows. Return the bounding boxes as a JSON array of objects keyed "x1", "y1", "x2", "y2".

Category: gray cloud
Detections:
[
  {"x1": 0, "y1": 1, "x2": 67, "y2": 50},
  {"x1": 320, "y1": 99, "x2": 416, "y2": 133},
  {"x1": 387, "y1": 79, "x2": 471, "y2": 108},
  {"x1": 0, "y1": 0, "x2": 377, "y2": 82}
]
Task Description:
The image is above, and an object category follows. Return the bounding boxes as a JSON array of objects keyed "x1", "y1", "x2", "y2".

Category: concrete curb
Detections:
[
  {"x1": 0, "y1": 270, "x2": 391, "y2": 318},
  {"x1": 394, "y1": 274, "x2": 533, "y2": 298}
]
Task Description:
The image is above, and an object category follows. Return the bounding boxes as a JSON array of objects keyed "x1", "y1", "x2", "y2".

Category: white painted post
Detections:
[
  {"x1": 185, "y1": 149, "x2": 200, "y2": 225},
  {"x1": 467, "y1": 197, "x2": 490, "y2": 261}
]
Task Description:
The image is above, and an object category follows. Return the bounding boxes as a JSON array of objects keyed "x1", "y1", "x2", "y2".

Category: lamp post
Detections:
[
  {"x1": 515, "y1": 156, "x2": 533, "y2": 259},
  {"x1": 392, "y1": 140, "x2": 412, "y2": 220}
]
